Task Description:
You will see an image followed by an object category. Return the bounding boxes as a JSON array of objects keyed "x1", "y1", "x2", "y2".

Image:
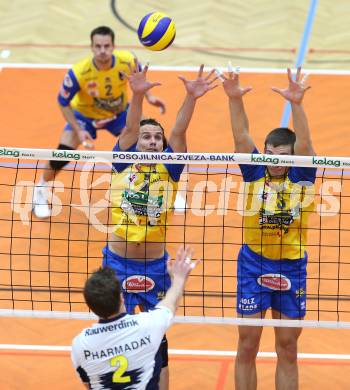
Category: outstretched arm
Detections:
[
  {"x1": 272, "y1": 67, "x2": 315, "y2": 156},
  {"x1": 222, "y1": 68, "x2": 254, "y2": 153},
  {"x1": 157, "y1": 247, "x2": 199, "y2": 315},
  {"x1": 118, "y1": 60, "x2": 161, "y2": 151},
  {"x1": 168, "y1": 65, "x2": 218, "y2": 153}
]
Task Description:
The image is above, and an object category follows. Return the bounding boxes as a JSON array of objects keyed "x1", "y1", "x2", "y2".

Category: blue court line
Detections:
[{"x1": 280, "y1": 0, "x2": 318, "y2": 127}]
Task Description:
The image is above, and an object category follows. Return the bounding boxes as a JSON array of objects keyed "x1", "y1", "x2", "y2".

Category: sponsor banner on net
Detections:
[{"x1": 3, "y1": 146, "x2": 350, "y2": 168}]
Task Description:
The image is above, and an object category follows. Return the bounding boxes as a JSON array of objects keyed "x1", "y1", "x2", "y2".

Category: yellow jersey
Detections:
[
  {"x1": 110, "y1": 143, "x2": 184, "y2": 243},
  {"x1": 240, "y1": 149, "x2": 316, "y2": 260},
  {"x1": 58, "y1": 50, "x2": 135, "y2": 119}
]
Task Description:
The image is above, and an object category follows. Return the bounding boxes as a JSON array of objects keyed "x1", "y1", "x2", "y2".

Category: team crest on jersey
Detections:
[
  {"x1": 257, "y1": 273, "x2": 291, "y2": 291},
  {"x1": 126, "y1": 173, "x2": 137, "y2": 184},
  {"x1": 122, "y1": 275, "x2": 155, "y2": 292},
  {"x1": 257, "y1": 188, "x2": 273, "y2": 203},
  {"x1": 105, "y1": 77, "x2": 112, "y2": 83},
  {"x1": 63, "y1": 74, "x2": 73, "y2": 88}
]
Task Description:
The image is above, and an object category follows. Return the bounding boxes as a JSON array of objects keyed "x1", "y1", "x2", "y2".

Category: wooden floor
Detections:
[{"x1": 1, "y1": 1, "x2": 350, "y2": 389}]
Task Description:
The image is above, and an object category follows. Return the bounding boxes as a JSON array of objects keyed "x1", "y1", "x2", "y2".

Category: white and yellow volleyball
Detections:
[{"x1": 137, "y1": 12, "x2": 176, "y2": 51}]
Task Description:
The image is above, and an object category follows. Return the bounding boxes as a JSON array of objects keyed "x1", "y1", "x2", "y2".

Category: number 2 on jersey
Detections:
[{"x1": 110, "y1": 355, "x2": 131, "y2": 383}]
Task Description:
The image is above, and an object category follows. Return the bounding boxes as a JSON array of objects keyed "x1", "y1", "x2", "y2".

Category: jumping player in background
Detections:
[
  {"x1": 32, "y1": 26, "x2": 165, "y2": 218},
  {"x1": 103, "y1": 61, "x2": 217, "y2": 389},
  {"x1": 72, "y1": 246, "x2": 198, "y2": 389},
  {"x1": 222, "y1": 66, "x2": 316, "y2": 390}
]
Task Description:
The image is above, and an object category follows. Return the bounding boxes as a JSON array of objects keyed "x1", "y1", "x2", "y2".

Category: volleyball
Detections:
[{"x1": 137, "y1": 12, "x2": 176, "y2": 51}]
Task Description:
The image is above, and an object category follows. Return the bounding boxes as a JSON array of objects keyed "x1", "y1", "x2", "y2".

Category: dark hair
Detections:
[
  {"x1": 84, "y1": 267, "x2": 121, "y2": 318},
  {"x1": 140, "y1": 118, "x2": 168, "y2": 149},
  {"x1": 90, "y1": 26, "x2": 115, "y2": 45},
  {"x1": 264, "y1": 127, "x2": 296, "y2": 153}
]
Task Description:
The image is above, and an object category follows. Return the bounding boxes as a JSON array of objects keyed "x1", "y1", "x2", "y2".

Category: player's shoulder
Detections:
[
  {"x1": 113, "y1": 50, "x2": 135, "y2": 65},
  {"x1": 71, "y1": 56, "x2": 94, "y2": 77}
]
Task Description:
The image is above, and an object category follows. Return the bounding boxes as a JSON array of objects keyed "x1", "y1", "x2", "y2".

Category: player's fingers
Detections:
[
  {"x1": 142, "y1": 62, "x2": 150, "y2": 74},
  {"x1": 300, "y1": 73, "x2": 309, "y2": 87},
  {"x1": 208, "y1": 83, "x2": 219, "y2": 91},
  {"x1": 208, "y1": 75, "x2": 219, "y2": 85},
  {"x1": 242, "y1": 86, "x2": 253, "y2": 95},
  {"x1": 296, "y1": 66, "x2": 302, "y2": 81},
  {"x1": 178, "y1": 75, "x2": 187, "y2": 85},
  {"x1": 204, "y1": 68, "x2": 216, "y2": 81},
  {"x1": 214, "y1": 68, "x2": 225, "y2": 82},
  {"x1": 287, "y1": 68, "x2": 293, "y2": 83},
  {"x1": 127, "y1": 61, "x2": 133, "y2": 74},
  {"x1": 82, "y1": 140, "x2": 94, "y2": 149},
  {"x1": 190, "y1": 259, "x2": 201, "y2": 270},
  {"x1": 198, "y1": 64, "x2": 204, "y2": 78},
  {"x1": 271, "y1": 87, "x2": 284, "y2": 96},
  {"x1": 120, "y1": 71, "x2": 129, "y2": 80},
  {"x1": 149, "y1": 82, "x2": 162, "y2": 88}
]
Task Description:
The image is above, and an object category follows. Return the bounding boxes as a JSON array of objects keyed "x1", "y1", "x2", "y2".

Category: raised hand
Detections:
[
  {"x1": 222, "y1": 66, "x2": 252, "y2": 99},
  {"x1": 272, "y1": 67, "x2": 310, "y2": 104},
  {"x1": 178, "y1": 64, "x2": 218, "y2": 99},
  {"x1": 167, "y1": 246, "x2": 199, "y2": 282},
  {"x1": 125, "y1": 58, "x2": 161, "y2": 95}
]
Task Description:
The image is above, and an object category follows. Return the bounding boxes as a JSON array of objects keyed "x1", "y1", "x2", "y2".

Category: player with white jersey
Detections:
[{"x1": 71, "y1": 246, "x2": 198, "y2": 389}]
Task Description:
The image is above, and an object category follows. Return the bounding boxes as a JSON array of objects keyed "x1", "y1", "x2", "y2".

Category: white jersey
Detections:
[{"x1": 71, "y1": 306, "x2": 173, "y2": 389}]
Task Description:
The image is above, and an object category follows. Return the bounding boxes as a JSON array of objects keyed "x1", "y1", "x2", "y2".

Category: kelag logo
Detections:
[
  {"x1": 251, "y1": 155, "x2": 279, "y2": 165},
  {"x1": 312, "y1": 157, "x2": 341, "y2": 167},
  {"x1": 0, "y1": 148, "x2": 20, "y2": 158},
  {"x1": 52, "y1": 150, "x2": 81, "y2": 161}
]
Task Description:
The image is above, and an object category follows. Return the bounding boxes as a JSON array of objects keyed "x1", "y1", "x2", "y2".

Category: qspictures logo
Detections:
[
  {"x1": 312, "y1": 157, "x2": 341, "y2": 167},
  {"x1": 0, "y1": 148, "x2": 20, "y2": 158}
]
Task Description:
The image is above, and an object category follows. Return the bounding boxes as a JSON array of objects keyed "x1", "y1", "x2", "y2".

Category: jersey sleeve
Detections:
[
  {"x1": 239, "y1": 147, "x2": 265, "y2": 182},
  {"x1": 163, "y1": 145, "x2": 185, "y2": 182},
  {"x1": 57, "y1": 69, "x2": 80, "y2": 107},
  {"x1": 288, "y1": 166, "x2": 317, "y2": 184},
  {"x1": 111, "y1": 141, "x2": 137, "y2": 173},
  {"x1": 139, "y1": 307, "x2": 173, "y2": 343}
]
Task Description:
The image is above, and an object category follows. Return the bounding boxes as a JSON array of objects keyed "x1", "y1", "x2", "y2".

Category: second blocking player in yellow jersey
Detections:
[
  {"x1": 32, "y1": 26, "x2": 165, "y2": 219},
  {"x1": 103, "y1": 60, "x2": 218, "y2": 390}
]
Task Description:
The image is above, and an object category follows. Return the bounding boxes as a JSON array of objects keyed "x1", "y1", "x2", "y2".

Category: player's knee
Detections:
[
  {"x1": 237, "y1": 330, "x2": 261, "y2": 361},
  {"x1": 49, "y1": 144, "x2": 75, "y2": 171},
  {"x1": 275, "y1": 336, "x2": 298, "y2": 363}
]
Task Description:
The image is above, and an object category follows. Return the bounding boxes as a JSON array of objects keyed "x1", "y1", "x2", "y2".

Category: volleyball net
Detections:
[{"x1": 1, "y1": 146, "x2": 350, "y2": 329}]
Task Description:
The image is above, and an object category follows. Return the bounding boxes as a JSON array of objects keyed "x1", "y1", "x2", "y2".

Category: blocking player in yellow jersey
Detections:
[
  {"x1": 103, "y1": 60, "x2": 218, "y2": 389},
  {"x1": 222, "y1": 67, "x2": 316, "y2": 390},
  {"x1": 32, "y1": 26, "x2": 165, "y2": 218}
]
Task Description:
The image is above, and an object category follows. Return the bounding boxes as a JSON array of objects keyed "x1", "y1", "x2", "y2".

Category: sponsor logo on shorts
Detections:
[
  {"x1": 63, "y1": 74, "x2": 73, "y2": 88},
  {"x1": 296, "y1": 288, "x2": 305, "y2": 297},
  {"x1": 157, "y1": 291, "x2": 165, "y2": 300},
  {"x1": 238, "y1": 297, "x2": 258, "y2": 311},
  {"x1": 257, "y1": 273, "x2": 291, "y2": 291},
  {"x1": 59, "y1": 86, "x2": 70, "y2": 99},
  {"x1": 122, "y1": 275, "x2": 155, "y2": 293}
]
